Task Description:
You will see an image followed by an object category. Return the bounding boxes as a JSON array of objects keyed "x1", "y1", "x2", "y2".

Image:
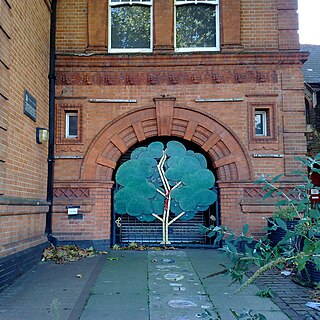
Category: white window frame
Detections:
[
  {"x1": 108, "y1": 0, "x2": 153, "y2": 53},
  {"x1": 174, "y1": 0, "x2": 220, "y2": 52},
  {"x1": 65, "y1": 112, "x2": 78, "y2": 138},
  {"x1": 255, "y1": 110, "x2": 268, "y2": 137}
]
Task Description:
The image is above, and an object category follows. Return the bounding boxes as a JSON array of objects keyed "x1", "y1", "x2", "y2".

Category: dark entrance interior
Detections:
[{"x1": 111, "y1": 137, "x2": 220, "y2": 246}]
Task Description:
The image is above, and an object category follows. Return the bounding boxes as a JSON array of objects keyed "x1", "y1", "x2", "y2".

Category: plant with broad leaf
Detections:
[
  {"x1": 200, "y1": 153, "x2": 320, "y2": 289},
  {"x1": 230, "y1": 309, "x2": 267, "y2": 320},
  {"x1": 115, "y1": 140, "x2": 217, "y2": 244}
]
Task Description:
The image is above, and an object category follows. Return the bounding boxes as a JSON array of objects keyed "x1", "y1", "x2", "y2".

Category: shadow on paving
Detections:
[{"x1": 0, "y1": 255, "x2": 106, "y2": 320}]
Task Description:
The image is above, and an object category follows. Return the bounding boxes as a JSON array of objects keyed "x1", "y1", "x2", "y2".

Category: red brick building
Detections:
[
  {"x1": 0, "y1": 0, "x2": 51, "y2": 291},
  {"x1": 52, "y1": 0, "x2": 309, "y2": 248}
]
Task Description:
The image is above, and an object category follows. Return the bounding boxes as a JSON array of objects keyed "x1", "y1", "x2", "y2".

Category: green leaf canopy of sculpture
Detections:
[{"x1": 114, "y1": 140, "x2": 217, "y2": 223}]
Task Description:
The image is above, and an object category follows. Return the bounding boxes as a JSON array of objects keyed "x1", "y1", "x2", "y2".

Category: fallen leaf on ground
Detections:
[{"x1": 42, "y1": 245, "x2": 107, "y2": 264}]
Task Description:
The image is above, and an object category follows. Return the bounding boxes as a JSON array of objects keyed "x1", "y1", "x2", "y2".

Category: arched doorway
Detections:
[
  {"x1": 111, "y1": 137, "x2": 220, "y2": 246},
  {"x1": 80, "y1": 97, "x2": 252, "y2": 246},
  {"x1": 81, "y1": 98, "x2": 252, "y2": 182}
]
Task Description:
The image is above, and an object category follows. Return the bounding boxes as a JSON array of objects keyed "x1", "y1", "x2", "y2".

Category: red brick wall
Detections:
[
  {"x1": 0, "y1": 206, "x2": 47, "y2": 257},
  {"x1": 0, "y1": 0, "x2": 50, "y2": 257},
  {"x1": 52, "y1": 0, "x2": 307, "y2": 242},
  {"x1": 56, "y1": 0, "x2": 87, "y2": 52},
  {"x1": 241, "y1": 0, "x2": 279, "y2": 50},
  {"x1": 56, "y1": 0, "x2": 300, "y2": 53},
  {"x1": 53, "y1": 183, "x2": 112, "y2": 242}
]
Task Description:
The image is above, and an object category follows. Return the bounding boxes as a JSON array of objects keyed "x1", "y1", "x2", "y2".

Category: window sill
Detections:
[
  {"x1": 108, "y1": 48, "x2": 153, "y2": 54},
  {"x1": 175, "y1": 47, "x2": 220, "y2": 53}
]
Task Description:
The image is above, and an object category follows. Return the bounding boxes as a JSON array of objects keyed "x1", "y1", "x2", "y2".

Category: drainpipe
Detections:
[{"x1": 45, "y1": 0, "x2": 57, "y2": 244}]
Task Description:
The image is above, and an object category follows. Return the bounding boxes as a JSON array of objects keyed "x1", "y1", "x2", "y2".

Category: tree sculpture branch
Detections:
[
  {"x1": 157, "y1": 150, "x2": 170, "y2": 194},
  {"x1": 156, "y1": 151, "x2": 186, "y2": 244},
  {"x1": 157, "y1": 150, "x2": 170, "y2": 244}
]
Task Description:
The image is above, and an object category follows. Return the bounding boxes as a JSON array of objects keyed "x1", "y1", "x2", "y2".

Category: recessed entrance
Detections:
[
  {"x1": 111, "y1": 137, "x2": 220, "y2": 246},
  {"x1": 78, "y1": 100, "x2": 252, "y2": 246}
]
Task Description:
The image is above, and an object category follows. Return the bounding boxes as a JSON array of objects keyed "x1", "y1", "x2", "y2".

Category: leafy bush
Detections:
[
  {"x1": 272, "y1": 207, "x2": 297, "y2": 221},
  {"x1": 230, "y1": 309, "x2": 267, "y2": 320},
  {"x1": 200, "y1": 153, "x2": 320, "y2": 289}
]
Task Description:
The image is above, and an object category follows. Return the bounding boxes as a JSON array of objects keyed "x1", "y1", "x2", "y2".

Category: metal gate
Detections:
[
  {"x1": 111, "y1": 138, "x2": 220, "y2": 247},
  {"x1": 112, "y1": 187, "x2": 219, "y2": 246}
]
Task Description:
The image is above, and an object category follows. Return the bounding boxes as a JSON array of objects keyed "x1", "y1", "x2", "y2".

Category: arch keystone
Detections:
[{"x1": 154, "y1": 97, "x2": 176, "y2": 136}]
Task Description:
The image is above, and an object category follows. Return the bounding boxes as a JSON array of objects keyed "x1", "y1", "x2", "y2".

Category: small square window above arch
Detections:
[
  {"x1": 248, "y1": 102, "x2": 277, "y2": 145},
  {"x1": 56, "y1": 105, "x2": 83, "y2": 145}
]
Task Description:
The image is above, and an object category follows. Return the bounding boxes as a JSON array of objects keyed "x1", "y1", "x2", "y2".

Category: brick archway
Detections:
[{"x1": 81, "y1": 98, "x2": 252, "y2": 182}]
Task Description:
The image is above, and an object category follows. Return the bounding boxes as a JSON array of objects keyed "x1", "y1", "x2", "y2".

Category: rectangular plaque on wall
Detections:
[{"x1": 23, "y1": 90, "x2": 37, "y2": 121}]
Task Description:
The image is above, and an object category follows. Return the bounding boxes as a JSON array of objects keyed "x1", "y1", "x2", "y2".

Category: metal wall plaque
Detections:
[
  {"x1": 66, "y1": 205, "x2": 80, "y2": 215},
  {"x1": 23, "y1": 90, "x2": 37, "y2": 121}
]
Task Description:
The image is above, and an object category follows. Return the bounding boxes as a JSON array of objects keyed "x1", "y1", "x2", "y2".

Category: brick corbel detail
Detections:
[
  {"x1": 132, "y1": 122, "x2": 146, "y2": 142},
  {"x1": 184, "y1": 121, "x2": 198, "y2": 141},
  {"x1": 220, "y1": 0, "x2": 242, "y2": 51},
  {"x1": 214, "y1": 154, "x2": 236, "y2": 168},
  {"x1": 202, "y1": 133, "x2": 222, "y2": 152},
  {"x1": 87, "y1": 0, "x2": 107, "y2": 51},
  {"x1": 154, "y1": 97, "x2": 176, "y2": 136},
  {"x1": 96, "y1": 155, "x2": 117, "y2": 169},
  {"x1": 110, "y1": 135, "x2": 128, "y2": 154}
]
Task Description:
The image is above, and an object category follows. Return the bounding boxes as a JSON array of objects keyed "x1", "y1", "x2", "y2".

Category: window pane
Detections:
[
  {"x1": 176, "y1": 4, "x2": 216, "y2": 48},
  {"x1": 255, "y1": 114, "x2": 263, "y2": 135},
  {"x1": 111, "y1": 5, "x2": 151, "y2": 49},
  {"x1": 68, "y1": 115, "x2": 78, "y2": 137}
]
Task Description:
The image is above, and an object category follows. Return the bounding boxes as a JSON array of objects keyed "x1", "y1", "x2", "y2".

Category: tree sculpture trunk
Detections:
[{"x1": 152, "y1": 151, "x2": 185, "y2": 244}]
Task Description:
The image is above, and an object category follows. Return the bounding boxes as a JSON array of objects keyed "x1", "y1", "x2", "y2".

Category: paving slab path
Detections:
[
  {"x1": 81, "y1": 249, "x2": 290, "y2": 320},
  {"x1": 0, "y1": 255, "x2": 105, "y2": 320},
  {"x1": 2, "y1": 248, "x2": 317, "y2": 319}
]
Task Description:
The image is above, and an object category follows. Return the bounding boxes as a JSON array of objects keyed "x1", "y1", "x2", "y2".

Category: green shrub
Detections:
[
  {"x1": 272, "y1": 207, "x2": 297, "y2": 221},
  {"x1": 200, "y1": 153, "x2": 320, "y2": 290}
]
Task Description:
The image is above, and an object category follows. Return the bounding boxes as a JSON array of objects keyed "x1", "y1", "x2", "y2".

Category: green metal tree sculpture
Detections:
[{"x1": 114, "y1": 141, "x2": 217, "y2": 244}]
